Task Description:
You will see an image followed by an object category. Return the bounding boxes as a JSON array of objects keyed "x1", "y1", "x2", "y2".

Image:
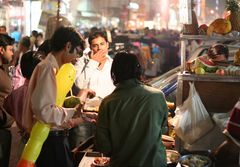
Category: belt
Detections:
[{"x1": 49, "y1": 129, "x2": 69, "y2": 137}]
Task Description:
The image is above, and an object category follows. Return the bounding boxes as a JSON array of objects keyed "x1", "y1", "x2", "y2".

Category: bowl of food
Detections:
[
  {"x1": 92, "y1": 157, "x2": 110, "y2": 167},
  {"x1": 166, "y1": 149, "x2": 181, "y2": 166},
  {"x1": 179, "y1": 154, "x2": 212, "y2": 167}
]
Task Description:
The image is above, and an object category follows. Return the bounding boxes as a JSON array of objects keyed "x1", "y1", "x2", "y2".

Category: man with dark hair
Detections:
[
  {"x1": 95, "y1": 52, "x2": 168, "y2": 167},
  {"x1": 21, "y1": 26, "x2": 88, "y2": 167},
  {"x1": 0, "y1": 25, "x2": 7, "y2": 34},
  {"x1": 11, "y1": 36, "x2": 32, "y2": 89},
  {"x1": 0, "y1": 33, "x2": 15, "y2": 167},
  {"x1": 72, "y1": 31, "x2": 115, "y2": 148},
  {"x1": 75, "y1": 31, "x2": 114, "y2": 98}
]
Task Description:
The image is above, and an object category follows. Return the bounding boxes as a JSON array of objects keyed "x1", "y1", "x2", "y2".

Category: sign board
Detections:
[{"x1": 179, "y1": 0, "x2": 192, "y2": 24}]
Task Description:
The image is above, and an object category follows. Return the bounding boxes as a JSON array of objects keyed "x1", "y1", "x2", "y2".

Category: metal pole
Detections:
[
  {"x1": 30, "y1": 0, "x2": 32, "y2": 34},
  {"x1": 56, "y1": 0, "x2": 60, "y2": 29}
]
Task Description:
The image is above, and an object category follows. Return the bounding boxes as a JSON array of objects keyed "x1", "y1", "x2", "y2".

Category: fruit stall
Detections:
[{"x1": 173, "y1": 32, "x2": 240, "y2": 166}]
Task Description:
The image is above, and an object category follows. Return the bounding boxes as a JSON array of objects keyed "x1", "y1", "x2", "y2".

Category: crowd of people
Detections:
[{"x1": 0, "y1": 23, "x2": 169, "y2": 167}]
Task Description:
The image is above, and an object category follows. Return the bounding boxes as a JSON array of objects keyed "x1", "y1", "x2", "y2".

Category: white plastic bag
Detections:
[{"x1": 174, "y1": 82, "x2": 214, "y2": 144}]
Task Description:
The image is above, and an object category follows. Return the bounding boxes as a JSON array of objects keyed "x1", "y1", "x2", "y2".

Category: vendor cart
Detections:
[{"x1": 175, "y1": 34, "x2": 240, "y2": 166}]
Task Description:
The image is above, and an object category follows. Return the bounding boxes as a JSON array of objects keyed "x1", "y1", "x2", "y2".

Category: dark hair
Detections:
[
  {"x1": 20, "y1": 51, "x2": 41, "y2": 80},
  {"x1": 37, "y1": 39, "x2": 51, "y2": 59},
  {"x1": 207, "y1": 44, "x2": 229, "y2": 60},
  {"x1": 88, "y1": 31, "x2": 108, "y2": 45},
  {"x1": 111, "y1": 51, "x2": 143, "y2": 85},
  {"x1": 50, "y1": 26, "x2": 85, "y2": 54},
  {"x1": 37, "y1": 32, "x2": 43, "y2": 38},
  {"x1": 20, "y1": 36, "x2": 31, "y2": 49},
  {"x1": 0, "y1": 34, "x2": 14, "y2": 48},
  {"x1": 31, "y1": 30, "x2": 38, "y2": 37}
]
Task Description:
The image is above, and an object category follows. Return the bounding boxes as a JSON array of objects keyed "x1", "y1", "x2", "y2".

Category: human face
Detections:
[
  {"x1": 63, "y1": 46, "x2": 83, "y2": 65},
  {"x1": 90, "y1": 36, "x2": 109, "y2": 54},
  {"x1": 0, "y1": 45, "x2": 14, "y2": 64},
  {"x1": 210, "y1": 54, "x2": 227, "y2": 63}
]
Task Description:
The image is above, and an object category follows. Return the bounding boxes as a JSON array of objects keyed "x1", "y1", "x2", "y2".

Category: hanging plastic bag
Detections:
[{"x1": 174, "y1": 82, "x2": 214, "y2": 144}]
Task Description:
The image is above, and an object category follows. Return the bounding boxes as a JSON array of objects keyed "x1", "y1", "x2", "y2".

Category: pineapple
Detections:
[
  {"x1": 226, "y1": 0, "x2": 240, "y2": 32},
  {"x1": 183, "y1": 0, "x2": 199, "y2": 35}
]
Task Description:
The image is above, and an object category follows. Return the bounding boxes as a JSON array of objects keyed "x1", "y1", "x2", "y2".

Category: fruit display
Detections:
[
  {"x1": 198, "y1": 24, "x2": 208, "y2": 35},
  {"x1": 217, "y1": 65, "x2": 240, "y2": 76},
  {"x1": 63, "y1": 96, "x2": 81, "y2": 108},
  {"x1": 207, "y1": 18, "x2": 232, "y2": 36},
  {"x1": 194, "y1": 56, "x2": 218, "y2": 73},
  {"x1": 234, "y1": 48, "x2": 240, "y2": 65},
  {"x1": 226, "y1": 0, "x2": 240, "y2": 32}
]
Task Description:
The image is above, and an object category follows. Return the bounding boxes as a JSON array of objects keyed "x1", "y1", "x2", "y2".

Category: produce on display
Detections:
[
  {"x1": 226, "y1": 0, "x2": 240, "y2": 32},
  {"x1": 234, "y1": 48, "x2": 240, "y2": 65},
  {"x1": 64, "y1": 96, "x2": 81, "y2": 108},
  {"x1": 194, "y1": 57, "x2": 218, "y2": 73},
  {"x1": 207, "y1": 18, "x2": 232, "y2": 36}
]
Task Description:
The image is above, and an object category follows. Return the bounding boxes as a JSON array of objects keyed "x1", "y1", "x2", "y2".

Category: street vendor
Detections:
[
  {"x1": 187, "y1": 43, "x2": 230, "y2": 74},
  {"x1": 207, "y1": 43, "x2": 229, "y2": 66}
]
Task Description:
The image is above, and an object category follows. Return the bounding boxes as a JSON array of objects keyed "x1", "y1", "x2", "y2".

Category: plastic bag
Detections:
[{"x1": 174, "y1": 82, "x2": 214, "y2": 144}]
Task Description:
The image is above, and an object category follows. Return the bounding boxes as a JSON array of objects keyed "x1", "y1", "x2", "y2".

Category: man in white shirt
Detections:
[
  {"x1": 75, "y1": 31, "x2": 115, "y2": 98},
  {"x1": 71, "y1": 31, "x2": 115, "y2": 149}
]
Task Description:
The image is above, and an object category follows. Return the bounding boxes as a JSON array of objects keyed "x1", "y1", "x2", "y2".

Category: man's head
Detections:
[
  {"x1": 88, "y1": 31, "x2": 109, "y2": 54},
  {"x1": 111, "y1": 51, "x2": 143, "y2": 85},
  {"x1": 50, "y1": 26, "x2": 85, "y2": 63},
  {"x1": 0, "y1": 25, "x2": 7, "y2": 34},
  {"x1": 37, "y1": 39, "x2": 51, "y2": 60},
  {"x1": 0, "y1": 34, "x2": 14, "y2": 64},
  {"x1": 20, "y1": 51, "x2": 41, "y2": 80},
  {"x1": 207, "y1": 44, "x2": 229, "y2": 62},
  {"x1": 19, "y1": 36, "x2": 31, "y2": 52}
]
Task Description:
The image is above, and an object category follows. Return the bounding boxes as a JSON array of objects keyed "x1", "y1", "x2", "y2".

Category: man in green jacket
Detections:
[{"x1": 95, "y1": 51, "x2": 168, "y2": 167}]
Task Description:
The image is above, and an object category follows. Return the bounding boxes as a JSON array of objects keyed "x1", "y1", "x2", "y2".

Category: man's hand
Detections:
[
  {"x1": 81, "y1": 111, "x2": 98, "y2": 123},
  {"x1": 77, "y1": 89, "x2": 96, "y2": 102},
  {"x1": 90, "y1": 50, "x2": 107, "y2": 64}
]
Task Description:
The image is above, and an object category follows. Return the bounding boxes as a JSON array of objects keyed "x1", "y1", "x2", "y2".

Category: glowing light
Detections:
[{"x1": 129, "y1": 2, "x2": 139, "y2": 10}]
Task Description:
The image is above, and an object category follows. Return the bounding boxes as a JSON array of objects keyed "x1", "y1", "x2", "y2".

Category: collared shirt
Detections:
[
  {"x1": 22, "y1": 54, "x2": 75, "y2": 133},
  {"x1": 96, "y1": 79, "x2": 168, "y2": 167},
  {"x1": 4, "y1": 80, "x2": 29, "y2": 132},
  {"x1": 0, "y1": 66, "x2": 13, "y2": 128},
  {"x1": 0, "y1": 67, "x2": 12, "y2": 106},
  {"x1": 12, "y1": 64, "x2": 26, "y2": 90},
  {"x1": 75, "y1": 54, "x2": 115, "y2": 98}
]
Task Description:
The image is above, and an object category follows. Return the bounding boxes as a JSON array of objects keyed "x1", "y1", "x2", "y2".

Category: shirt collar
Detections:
[
  {"x1": 115, "y1": 78, "x2": 141, "y2": 90},
  {"x1": 45, "y1": 53, "x2": 59, "y2": 71}
]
